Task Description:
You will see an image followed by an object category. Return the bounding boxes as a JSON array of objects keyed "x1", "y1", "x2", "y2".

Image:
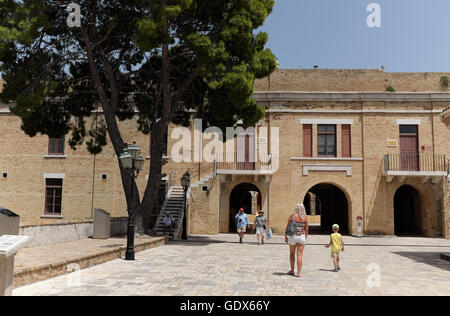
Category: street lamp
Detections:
[
  {"x1": 180, "y1": 171, "x2": 191, "y2": 240},
  {"x1": 119, "y1": 142, "x2": 145, "y2": 261}
]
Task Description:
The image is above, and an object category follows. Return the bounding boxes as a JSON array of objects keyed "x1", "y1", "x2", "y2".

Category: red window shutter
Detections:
[
  {"x1": 303, "y1": 124, "x2": 312, "y2": 157},
  {"x1": 342, "y1": 125, "x2": 351, "y2": 158}
]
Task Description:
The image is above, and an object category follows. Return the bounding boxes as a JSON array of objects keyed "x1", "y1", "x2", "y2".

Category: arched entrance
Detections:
[
  {"x1": 394, "y1": 185, "x2": 422, "y2": 236},
  {"x1": 303, "y1": 183, "x2": 349, "y2": 234},
  {"x1": 229, "y1": 183, "x2": 261, "y2": 233}
]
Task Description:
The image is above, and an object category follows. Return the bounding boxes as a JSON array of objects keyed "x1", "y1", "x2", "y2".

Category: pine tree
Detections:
[{"x1": 0, "y1": 0, "x2": 277, "y2": 233}]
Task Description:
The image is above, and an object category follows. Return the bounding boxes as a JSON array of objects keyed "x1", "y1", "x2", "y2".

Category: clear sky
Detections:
[{"x1": 259, "y1": 0, "x2": 450, "y2": 72}]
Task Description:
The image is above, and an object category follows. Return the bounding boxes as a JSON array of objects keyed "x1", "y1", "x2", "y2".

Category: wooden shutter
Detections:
[
  {"x1": 303, "y1": 124, "x2": 312, "y2": 157},
  {"x1": 342, "y1": 125, "x2": 351, "y2": 158}
]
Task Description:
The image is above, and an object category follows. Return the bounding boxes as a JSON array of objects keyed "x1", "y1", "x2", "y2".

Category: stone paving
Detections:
[{"x1": 13, "y1": 234, "x2": 450, "y2": 296}]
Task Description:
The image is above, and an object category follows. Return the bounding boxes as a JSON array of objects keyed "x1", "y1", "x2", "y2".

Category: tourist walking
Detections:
[
  {"x1": 326, "y1": 224, "x2": 344, "y2": 272},
  {"x1": 163, "y1": 212, "x2": 175, "y2": 235},
  {"x1": 235, "y1": 208, "x2": 249, "y2": 244},
  {"x1": 284, "y1": 203, "x2": 309, "y2": 277},
  {"x1": 253, "y1": 210, "x2": 269, "y2": 245}
]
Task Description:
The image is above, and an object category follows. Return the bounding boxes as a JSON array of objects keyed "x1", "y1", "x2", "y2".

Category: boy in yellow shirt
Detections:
[{"x1": 325, "y1": 224, "x2": 344, "y2": 272}]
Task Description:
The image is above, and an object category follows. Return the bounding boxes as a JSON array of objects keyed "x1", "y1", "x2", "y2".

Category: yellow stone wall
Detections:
[{"x1": 1, "y1": 69, "x2": 449, "y2": 237}]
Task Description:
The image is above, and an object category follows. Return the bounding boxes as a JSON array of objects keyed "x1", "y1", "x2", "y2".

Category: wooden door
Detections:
[
  {"x1": 237, "y1": 134, "x2": 255, "y2": 170},
  {"x1": 399, "y1": 126, "x2": 419, "y2": 171}
]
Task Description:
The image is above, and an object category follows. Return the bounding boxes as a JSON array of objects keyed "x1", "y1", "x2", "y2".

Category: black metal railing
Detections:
[{"x1": 384, "y1": 153, "x2": 449, "y2": 172}]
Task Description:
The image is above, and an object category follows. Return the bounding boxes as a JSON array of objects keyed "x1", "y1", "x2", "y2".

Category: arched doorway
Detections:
[
  {"x1": 394, "y1": 185, "x2": 422, "y2": 236},
  {"x1": 303, "y1": 183, "x2": 349, "y2": 234},
  {"x1": 229, "y1": 183, "x2": 261, "y2": 233}
]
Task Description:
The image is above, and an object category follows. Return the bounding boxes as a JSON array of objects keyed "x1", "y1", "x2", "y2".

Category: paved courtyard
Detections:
[{"x1": 13, "y1": 234, "x2": 450, "y2": 296}]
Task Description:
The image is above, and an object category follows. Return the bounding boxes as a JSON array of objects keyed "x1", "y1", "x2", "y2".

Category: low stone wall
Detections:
[
  {"x1": 20, "y1": 222, "x2": 93, "y2": 248},
  {"x1": 19, "y1": 217, "x2": 130, "y2": 248},
  {"x1": 110, "y1": 217, "x2": 128, "y2": 236}
]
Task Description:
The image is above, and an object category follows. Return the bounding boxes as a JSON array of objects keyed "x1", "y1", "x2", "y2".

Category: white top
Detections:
[
  {"x1": 163, "y1": 216, "x2": 174, "y2": 226},
  {"x1": 0, "y1": 235, "x2": 31, "y2": 258}
]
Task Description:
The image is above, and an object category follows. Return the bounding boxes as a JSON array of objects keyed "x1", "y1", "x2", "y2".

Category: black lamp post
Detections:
[
  {"x1": 180, "y1": 171, "x2": 191, "y2": 240},
  {"x1": 119, "y1": 142, "x2": 145, "y2": 261}
]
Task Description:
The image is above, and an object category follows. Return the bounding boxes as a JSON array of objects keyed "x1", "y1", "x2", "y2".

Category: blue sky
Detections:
[{"x1": 259, "y1": 0, "x2": 450, "y2": 72}]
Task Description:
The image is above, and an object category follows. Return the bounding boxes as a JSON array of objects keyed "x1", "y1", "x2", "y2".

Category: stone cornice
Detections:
[{"x1": 253, "y1": 91, "x2": 450, "y2": 102}]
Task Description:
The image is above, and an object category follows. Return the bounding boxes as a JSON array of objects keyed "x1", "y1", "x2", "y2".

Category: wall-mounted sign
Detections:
[{"x1": 387, "y1": 139, "x2": 398, "y2": 147}]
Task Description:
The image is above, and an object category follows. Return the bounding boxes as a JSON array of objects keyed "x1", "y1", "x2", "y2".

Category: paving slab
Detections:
[{"x1": 13, "y1": 234, "x2": 450, "y2": 296}]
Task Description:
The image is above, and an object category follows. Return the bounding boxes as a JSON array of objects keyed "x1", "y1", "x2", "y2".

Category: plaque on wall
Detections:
[{"x1": 387, "y1": 139, "x2": 398, "y2": 147}]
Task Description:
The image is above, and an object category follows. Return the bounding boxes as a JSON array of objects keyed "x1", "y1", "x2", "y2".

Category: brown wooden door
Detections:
[
  {"x1": 237, "y1": 134, "x2": 255, "y2": 170},
  {"x1": 399, "y1": 126, "x2": 419, "y2": 171}
]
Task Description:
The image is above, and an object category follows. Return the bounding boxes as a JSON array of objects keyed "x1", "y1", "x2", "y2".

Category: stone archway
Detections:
[
  {"x1": 394, "y1": 185, "x2": 422, "y2": 236},
  {"x1": 229, "y1": 183, "x2": 261, "y2": 233},
  {"x1": 303, "y1": 183, "x2": 350, "y2": 234}
]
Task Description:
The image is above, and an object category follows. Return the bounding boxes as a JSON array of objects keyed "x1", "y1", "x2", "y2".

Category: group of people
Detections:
[
  {"x1": 235, "y1": 204, "x2": 344, "y2": 277},
  {"x1": 234, "y1": 208, "x2": 269, "y2": 245},
  {"x1": 164, "y1": 204, "x2": 344, "y2": 277}
]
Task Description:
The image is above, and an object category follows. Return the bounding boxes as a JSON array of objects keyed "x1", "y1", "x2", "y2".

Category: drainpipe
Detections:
[
  {"x1": 360, "y1": 97, "x2": 367, "y2": 236},
  {"x1": 91, "y1": 154, "x2": 96, "y2": 219}
]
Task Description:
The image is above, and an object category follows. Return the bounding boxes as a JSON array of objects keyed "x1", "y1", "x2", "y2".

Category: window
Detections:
[
  {"x1": 45, "y1": 179, "x2": 63, "y2": 215},
  {"x1": 399, "y1": 125, "x2": 418, "y2": 134},
  {"x1": 48, "y1": 136, "x2": 65, "y2": 155},
  {"x1": 318, "y1": 125, "x2": 336, "y2": 157}
]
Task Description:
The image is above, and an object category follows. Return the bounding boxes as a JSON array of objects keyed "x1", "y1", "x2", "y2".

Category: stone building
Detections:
[{"x1": 1, "y1": 69, "x2": 449, "y2": 238}]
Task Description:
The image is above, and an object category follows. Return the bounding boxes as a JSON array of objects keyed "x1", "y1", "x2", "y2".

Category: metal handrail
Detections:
[{"x1": 384, "y1": 153, "x2": 447, "y2": 172}]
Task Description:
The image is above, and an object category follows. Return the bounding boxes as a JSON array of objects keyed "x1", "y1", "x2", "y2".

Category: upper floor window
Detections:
[
  {"x1": 318, "y1": 125, "x2": 336, "y2": 157},
  {"x1": 48, "y1": 136, "x2": 65, "y2": 155}
]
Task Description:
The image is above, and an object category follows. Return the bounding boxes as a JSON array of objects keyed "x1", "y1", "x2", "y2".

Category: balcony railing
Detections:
[
  {"x1": 384, "y1": 153, "x2": 449, "y2": 173},
  {"x1": 215, "y1": 152, "x2": 273, "y2": 173}
]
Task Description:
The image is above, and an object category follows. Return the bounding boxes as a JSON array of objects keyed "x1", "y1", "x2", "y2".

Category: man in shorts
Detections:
[
  {"x1": 253, "y1": 210, "x2": 269, "y2": 245},
  {"x1": 235, "y1": 208, "x2": 249, "y2": 244}
]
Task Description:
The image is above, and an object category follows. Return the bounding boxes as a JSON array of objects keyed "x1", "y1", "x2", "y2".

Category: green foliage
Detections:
[
  {"x1": 386, "y1": 85, "x2": 395, "y2": 93},
  {"x1": 440, "y1": 76, "x2": 449, "y2": 88},
  {"x1": 0, "y1": 0, "x2": 277, "y2": 154}
]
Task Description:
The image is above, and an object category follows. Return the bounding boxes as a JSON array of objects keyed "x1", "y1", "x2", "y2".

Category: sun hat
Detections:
[
  {"x1": 332, "y1": 224, "x2": 340, "y2": 230},
  {"x1": 258, "y1": 210, "x2": 264, "y2": 214}
]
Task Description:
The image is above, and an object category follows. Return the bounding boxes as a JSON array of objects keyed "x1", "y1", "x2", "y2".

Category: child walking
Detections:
[{"x1": 325, "y1": 224, "x2": 344, "y2": 272}]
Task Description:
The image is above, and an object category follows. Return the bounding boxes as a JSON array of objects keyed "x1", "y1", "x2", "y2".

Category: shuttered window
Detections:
[
  {"x1": 342, "y1": 124, "x2": 352, "y2": 158},
  {"x1": 303, "y1": 124, "x2": 312, "y2": 157},
  {"x1": 318, "y1": 125, "x2": 336, "y2": 157}
]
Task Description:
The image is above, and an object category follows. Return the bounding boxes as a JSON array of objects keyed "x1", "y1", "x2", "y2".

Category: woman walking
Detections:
[{"x1": 284, "y1": 203, "x2": 309, "y2": 277}]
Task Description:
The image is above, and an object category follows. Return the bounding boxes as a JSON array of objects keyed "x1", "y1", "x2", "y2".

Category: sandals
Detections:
[{"x1": 287, "y1": 271, "x2": 295, "y2": 276}]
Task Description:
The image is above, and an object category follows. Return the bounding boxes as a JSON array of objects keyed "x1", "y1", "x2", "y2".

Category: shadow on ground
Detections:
[{"x1": 393, "y1": 252, "x2": 450, "y2": 272}]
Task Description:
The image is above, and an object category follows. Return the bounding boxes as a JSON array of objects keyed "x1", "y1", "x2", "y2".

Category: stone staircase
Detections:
[
  {"x1": 190, "y1": 173, "x2": 215, "y2": 189},
  {"x1": 153, "y1": 186, "x2": 185, "y2": 239},
  {"x1": 153, "y1": 170, "x2": 217, "y2": 239}
]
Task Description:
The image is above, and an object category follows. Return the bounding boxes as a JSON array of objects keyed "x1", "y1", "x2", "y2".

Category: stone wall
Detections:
[
  {"x1": 20, "y1": 221, "x2": 93, "y2": 248},
  {"x1": 254, "y1": 69, "x2": 450, "y2": 92},
  {"x1": 19, "y1": 217, "x2": 129, "y2": 248}
]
